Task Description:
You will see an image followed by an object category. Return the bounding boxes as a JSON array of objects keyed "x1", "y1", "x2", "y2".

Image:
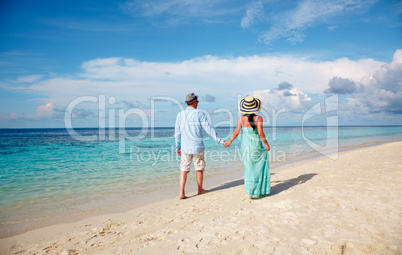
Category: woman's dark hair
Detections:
[{"x1": 246, "y1": 113, "x2": 256, "y2": 130}]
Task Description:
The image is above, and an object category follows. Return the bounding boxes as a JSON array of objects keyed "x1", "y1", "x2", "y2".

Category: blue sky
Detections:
[{"x1": 0, "y1": 0, "x2": 401, "y2": 128}]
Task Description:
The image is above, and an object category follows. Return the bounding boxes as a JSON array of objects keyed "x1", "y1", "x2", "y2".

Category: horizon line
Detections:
[{"x1": 1, "y1": 125, "x2": 402, "y2": 130}]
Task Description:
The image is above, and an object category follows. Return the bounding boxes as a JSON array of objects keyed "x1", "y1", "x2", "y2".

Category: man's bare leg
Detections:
[
  {"x1": 196, "y1": 170, "x2": 208, "y2": 195},
  {"x1": 180, "y1": 171, "x2": 189, "y2": 199}
]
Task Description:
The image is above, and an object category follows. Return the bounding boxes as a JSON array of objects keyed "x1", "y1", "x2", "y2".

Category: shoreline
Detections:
[
  {"x1": 275, "y1": 138, "x2": 402, "y2": 168},
  {"x1": 1, "y1": 141, "x2": 401, "y2": 254},
  {"x1": 0, "y1": 138, "x2": 401, "y2": 239}
]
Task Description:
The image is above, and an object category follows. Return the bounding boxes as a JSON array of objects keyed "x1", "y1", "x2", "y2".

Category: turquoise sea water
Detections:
[{"x1": 0, "y1": 126, "x2": 402, "y2": 225}]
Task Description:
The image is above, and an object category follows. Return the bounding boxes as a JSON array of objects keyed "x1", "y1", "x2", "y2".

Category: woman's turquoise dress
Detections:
[{"x1": 241, "y1": 117, "x2": 271, "y2": 198}]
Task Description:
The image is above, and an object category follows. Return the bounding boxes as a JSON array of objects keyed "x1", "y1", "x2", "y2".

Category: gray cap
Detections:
[{"x1": 185, "y1": 93, "x2": 198, "y2": 104}]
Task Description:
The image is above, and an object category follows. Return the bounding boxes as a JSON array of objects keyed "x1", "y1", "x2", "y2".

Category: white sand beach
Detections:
[{"x1": 1, "y1": 141, "x2": 401, "y2": 254}]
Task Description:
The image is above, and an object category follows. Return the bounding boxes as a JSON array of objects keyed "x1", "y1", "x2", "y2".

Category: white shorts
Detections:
[{"x1": 180, "y1": 151, "x2": 206, "y2": 172}]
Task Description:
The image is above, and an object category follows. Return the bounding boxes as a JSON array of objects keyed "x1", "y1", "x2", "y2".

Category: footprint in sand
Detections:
[
  {"x1": 282, "y1": 212, "x2": 301, "y2": 226},
  {"x1": 177, "y1": 238, "x2": 190, "y2": 251},
  {"x1": 301, "y1": 238, "x2": 317, "y2": 247}
]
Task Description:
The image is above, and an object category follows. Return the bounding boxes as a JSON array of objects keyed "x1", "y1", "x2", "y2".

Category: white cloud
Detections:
[
  {"x1": 251, "y1": 82, "x2": 314, "y2": 113},
  {"x1": 121, "y1": 0, "x2": 244, "y2": 24},
  {"x1": 122, "y1": 0, "x2": 379, "y2": 44},
  {"x1": 327, "y1": 25, "x2": 337, "y2": 31},
  {"x1": 43, "y1": 18, "x2": 130, "y2": 33},
  {"x1": 371, "y1": 50, "x2": 402, "y2": 93},
  {"x1": 241, "y1": 0, "x2": 264, "y2": 29},
  {"x1": 256, "y1": 0, "x2": 378, "y2": 44},
  {"x1": 3, "y1": 53, "x2": 385, "y2": 106},
  {"x1": 3, "y1": 50, "x2": 399, "y2": 125},
  {"x1": 16, "y1": 75, "x2": 43, "y2": 83},
  {"x1": 345, "y1": 49, "x2": 402, "y2": 114},
  {"x1": 36, "y1": 102, "x2": 53, "y2": 117}
]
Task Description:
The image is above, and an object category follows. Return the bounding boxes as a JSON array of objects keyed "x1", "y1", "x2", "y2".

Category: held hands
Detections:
[
  {"x1": 223, "y1": 141, "x2": 231, "y2": 148},
  {"x1": 177, "y1": 149, "x2": 181, "y2": 156},
  {"x1": 223, "y1": 140, "x2": 267, "y2": 150}
]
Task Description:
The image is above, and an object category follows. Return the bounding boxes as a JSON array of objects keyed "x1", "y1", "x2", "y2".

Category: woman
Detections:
[{"x1": 226, "y1": 96, "x2": 271, "y2": 198}]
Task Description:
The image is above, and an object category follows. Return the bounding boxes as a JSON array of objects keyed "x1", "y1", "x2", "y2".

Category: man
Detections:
[{"x1": 175, "y1": 93, "x2": 228, "y2": 199}]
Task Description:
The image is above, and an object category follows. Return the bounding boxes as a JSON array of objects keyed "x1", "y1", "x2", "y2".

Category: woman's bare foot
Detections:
[
  {"x1": 198, "y1": 189, "x2": 208, "y2": 195},
  {"x1": 179, "y1": 194, "x2": 187, "y2": 199}
]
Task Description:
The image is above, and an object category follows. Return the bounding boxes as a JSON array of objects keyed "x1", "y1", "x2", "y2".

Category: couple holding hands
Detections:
[{"x1": 175, "y1": 93, "x2": 270, "y2": 199}]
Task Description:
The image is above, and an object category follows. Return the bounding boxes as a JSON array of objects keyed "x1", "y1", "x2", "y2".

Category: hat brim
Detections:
[
  {"x1": 238, "y1": 97, "x2": 261, "y2": 114},
  {"x1": 185, "y1": 96, "x2": 198, "y2": 104}
]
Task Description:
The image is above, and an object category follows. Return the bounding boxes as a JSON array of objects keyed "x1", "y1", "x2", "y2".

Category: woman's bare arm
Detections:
[
  {"x1": 227, "y1": 117, "x2": 242, "y2": 146},
  {"x1": 256, "y1": 116, "x2": 270, "y2": 151}
]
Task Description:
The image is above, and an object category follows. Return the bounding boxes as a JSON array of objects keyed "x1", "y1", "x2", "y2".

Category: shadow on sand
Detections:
[
  {"x1": 185, "y1": 173, "x2": 316, "y2": 199},
  {"x1": 183, "y1": 178, "x2": 248, "y2": 199},
  {"x1": 209, "y1": 179, "x2": 244, "y2": 192},
  {"x1": 270, "y1": 173, "x2": 317, "y2": 195},
  {"x1": 208, "y1": 173, "x2": 277, "y2": 193}
]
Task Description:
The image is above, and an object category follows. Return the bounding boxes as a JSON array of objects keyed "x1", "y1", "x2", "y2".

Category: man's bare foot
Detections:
[
  {"x1": 179, "y1": 195, "x2": 187, "y2": 199},
  {"x1": 198, "y1": 189, "x2": 208, "y2": 195}
]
